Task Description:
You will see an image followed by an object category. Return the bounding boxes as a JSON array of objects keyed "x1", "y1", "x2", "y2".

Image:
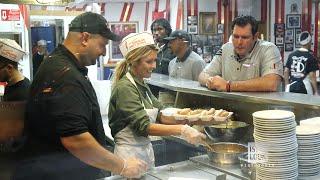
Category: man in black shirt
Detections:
[
  {"x1": 0, "y1": 38, "x2": 30, "y2": 101},
  {"x1": 285, "y1": 31, "x2": 319, "y2": 95},
  {"x1": 13, "y1": 12, "x2": 146, "y2": 180},
  {"x1": 151, "y1": 18, "x2": 175, "y2": 75}
]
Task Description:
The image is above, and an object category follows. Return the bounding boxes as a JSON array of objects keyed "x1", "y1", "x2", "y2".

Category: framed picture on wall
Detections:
[
  {"x1": 217, "y1": 24, "x2": 224, "y2": 34},
  {"x1": 285, "y1": 43, "x2": 294, "y2": 51},
  {"x1": 187, "y1": 25, "x2": 198, "y2": 34},
  {"x1": 109, "y1": 21, "x2": 139, "y2": 61},
  {"x1": 295, "y1": 29, "x2": 302, "y2": 48},
  {"x1": 274, "y1": 23, "x2": 285, "y2": 36},
  {"x1": 275, "y1": 37, "x2": 284, "y2": 46},
  {"x1": 285, "y1": 29, "x2": 294, "y2": 43},
  {"x1": 286, "y1": 14, "x2": 301, "y2": 29},
  {"x1": 187, "y1": 16, "x2": 198, "y2": 25},
  {"x1": 199, "y1": 12, "x2": 216, "y2": 35}
]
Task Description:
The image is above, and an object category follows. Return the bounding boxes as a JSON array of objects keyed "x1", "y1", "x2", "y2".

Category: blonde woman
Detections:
[{"x1": 108, "y1": 32, "x2": 206, "y2": 175}]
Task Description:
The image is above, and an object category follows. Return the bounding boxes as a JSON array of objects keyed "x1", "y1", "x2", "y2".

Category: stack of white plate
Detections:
[
  {"x1": 296, "y1": 125, "x2": 320, "y2": 177},
  {"x1": 252, "y1": 110, "x2": 298, "y2": 180}
]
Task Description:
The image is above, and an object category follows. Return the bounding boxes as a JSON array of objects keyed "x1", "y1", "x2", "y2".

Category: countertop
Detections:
[{"x1": 146, "y1": 73, "x2": 320, "y2": 107}]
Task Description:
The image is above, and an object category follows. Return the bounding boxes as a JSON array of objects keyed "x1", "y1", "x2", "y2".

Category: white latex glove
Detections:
[
  {"x1": 180, "y1": 125, "x2": 206, "y2": 146},
  {"x1": 120, "y1": 157, "x2": 147, "y2": 178}
]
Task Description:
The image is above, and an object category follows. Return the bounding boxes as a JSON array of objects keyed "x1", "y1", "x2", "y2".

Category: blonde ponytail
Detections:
[{"x1": 113, "y1": 60, "x2": 129, "y2": 85}]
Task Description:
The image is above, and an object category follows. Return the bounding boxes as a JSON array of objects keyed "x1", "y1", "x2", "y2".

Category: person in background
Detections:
[
  {"x1": 150, "y1": 18, "x2": 175, "y2": 75},
  {"x1": 284, "y1": 31, "x2": 319, "y2": 95},
  {"x1": 109, "y1": 32, "x2": 206, "y2": 176},
  {"x1": 199, "y1": 15, "x2": 283, "y2": 92},
  {"x1": 0, "y1": 38, "x2": 30, "y2": 101},
  {"x1": 13, "y1": 12, "x2": 146, "y2": 180},
  {"x1": 32, "y1": 39, "x2": 48, "y2": 77},
  {"x1": 165, "y1": 30, "x2": 206, "y2": 81}
]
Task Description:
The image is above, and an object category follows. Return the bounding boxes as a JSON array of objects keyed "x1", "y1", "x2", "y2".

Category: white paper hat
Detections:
[
  {"x1": 119, "y1": 32, "x2": 157, "y2": 57},
  {"x1": 37, "y1": 39, "x2": 47, "y2": 46},
  {"x1": 0, "y1": 38, "x2": 26, "y2": 62}
]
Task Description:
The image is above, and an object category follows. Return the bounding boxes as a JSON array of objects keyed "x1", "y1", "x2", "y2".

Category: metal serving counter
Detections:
[
  {"x1": 146, "y1": 73, "x2": 320, "y2": 124},
  {"x1": 101, "y1": 157, "x2": 243, "y2": 180}
]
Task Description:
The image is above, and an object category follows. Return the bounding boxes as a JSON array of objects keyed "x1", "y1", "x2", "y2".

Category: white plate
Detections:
[
  {"x1": 252, "y1": 110, "x2": 295, "y2": 120},
  {"x1": 296, "y1": 125, "x2": 320, "y2": 135}
]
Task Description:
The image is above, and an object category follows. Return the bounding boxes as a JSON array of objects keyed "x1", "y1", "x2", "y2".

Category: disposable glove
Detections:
[
  {"x1": 181, "y1": 124, "x2": 206, "y2": 146},
  {"x1": 120, "y1": 157, "x2": 147, "y2": 178}
]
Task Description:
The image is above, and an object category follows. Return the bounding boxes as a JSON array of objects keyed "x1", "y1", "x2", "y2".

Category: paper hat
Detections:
[
  {"x1": 0, "y1": 38, "x2": 26, "y2": 63},
  {"x1": 119, "y1": 32, "x2": 157, "y2": 57}
]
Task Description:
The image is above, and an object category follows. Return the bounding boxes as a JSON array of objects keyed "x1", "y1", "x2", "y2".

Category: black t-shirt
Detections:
[
  {"x1": 154, "y1": 43, "x2": 175, "y2": 75},
  {"x1": 32, "y1": 52, "x2": 45, "y2": 76},
  {"x1": 4, "y1": 77, "x2": 30, "y2": 101},
  {"x1": 17, "y1": 44, "x2": 106, "y2": 180},
  {"x1": 286, "y1": 49, "x2": 318, "y2": 82}
]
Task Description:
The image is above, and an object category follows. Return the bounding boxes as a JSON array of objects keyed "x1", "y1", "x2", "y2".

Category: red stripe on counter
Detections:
[
  {"x1": 125, "y1": 3, "x2": 134, "y2": 22},
  {"x1": 275, "y1": 0, "x2": 279, "y2": 23},
  {"x1": 307, "y1": 0, "x2": 312, "y2": 32},
  {"x1": 280, "y1": 0, "x2": 285, "y2": 61},
  {"x1": 194, "y1": 0, "x2": 198, "y2": 16},
  {"x1": 261, "y1": 0, "x2": 267, "y2": 23},
  {"x1": 281, "y1": 0, "x2": 285, "y2": 23},
  {"x1": 234, "y1": 0, "x2": 237, "y2": 18},
  {"x1": 144, "y1": 1, "x2": 149, "y2": 31},
  {"x1": 155, "y1": 0, "x2": 159, "y2": 12},
  {"x1": 314, "y1": 1, "x2": 319, "y2": 56},
  {"x1": 176, "y1": 0, "x2": 183, "y2": 29},
  {"x1": 217, "y1": 0, "x2": 221, "y2": 24},
  {"x1": 18, "y1": 4, "x2": 29, "y2": 28},
  {"x1": 302, "y1": 0, "x2": 307, "y2": 31},
  {"x1": 166, "y1": 0, "x2": 170, "y2": 19},
  {"x1": 120, "y1": 2, "x2": 128, "y2": 21}
]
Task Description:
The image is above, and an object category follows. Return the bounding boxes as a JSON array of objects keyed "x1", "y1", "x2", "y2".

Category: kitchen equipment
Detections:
[
  {"x1": 206, "y1": 142, "x2": 247, "y2": 164},
  {"x1": 204, "y1": 121, "x2": 249, "y2": 143},
  {"x1": 238, "y1": 153, "x2": 256, "y2": 180}
]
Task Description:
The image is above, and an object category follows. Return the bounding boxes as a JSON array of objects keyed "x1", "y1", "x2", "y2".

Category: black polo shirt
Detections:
[{"x1": 18, "y1": 44, "x2": 106, "y2": 180}]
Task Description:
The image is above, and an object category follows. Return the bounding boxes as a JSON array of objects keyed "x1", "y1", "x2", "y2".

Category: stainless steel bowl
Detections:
[
  {"x1": 204, "y1": 121, "x2": 249, "y2": 143},
  {"x1": 206, "y1": 142, "x2": 247, "y2": 164},
  {"x1": 238, "y1": 153, "x2": 256, "y2": 180}
]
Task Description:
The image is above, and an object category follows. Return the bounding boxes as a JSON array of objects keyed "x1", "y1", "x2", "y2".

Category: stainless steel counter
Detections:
[
  {"x1": 147, "y1": 73, "x2": 320, "y2": 107},
  {"x1": 101, "y1": 158, "x2": 243, "y2": 180},
  {"x1": 147, "y1": 73, "x2": 320, "y2": 122}
]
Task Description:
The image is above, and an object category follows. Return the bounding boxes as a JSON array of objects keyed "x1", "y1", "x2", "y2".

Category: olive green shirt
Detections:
[{"x1": 109, "y1": 73, "x2": 163, "y2": 137}]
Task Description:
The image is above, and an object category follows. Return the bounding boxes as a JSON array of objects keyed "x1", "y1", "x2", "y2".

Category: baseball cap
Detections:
[
  {"x1": 119, "y1": 32, "x2": 159, "y2": 57},
  {"x1": 299, "y1": 31, "x2": 311, "y2": 45},
  {"x1": 0, "y1": 38, "x2": 26, "y2": 63},
  {"x1": 164, "y1": 30, "x2": 190, "y2": 42},
  {"x1": 69, "y1": 12, "x2": 120, "y2": 41}
]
